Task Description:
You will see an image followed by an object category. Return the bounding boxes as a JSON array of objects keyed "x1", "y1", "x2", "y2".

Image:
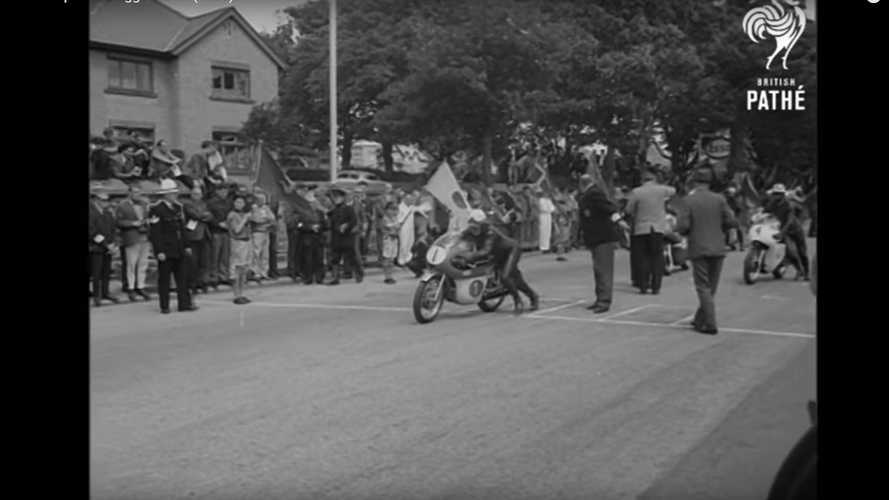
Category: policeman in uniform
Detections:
[
  {"x1": 149, "y1": 179, "x2": 198, "y2": 314},
  {"x1": 327, "y1": 188, "x2": 361, "y2": 285}
]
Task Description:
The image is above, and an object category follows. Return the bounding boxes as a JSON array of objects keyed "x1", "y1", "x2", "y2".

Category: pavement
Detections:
[{"x1": 90, "y1": 245, "x2": 816, "y2": 500}]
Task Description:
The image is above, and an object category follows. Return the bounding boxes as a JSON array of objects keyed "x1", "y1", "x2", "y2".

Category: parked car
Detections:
[{"x1": 332, "y1": 170, "x2": 392, "y2": 194}]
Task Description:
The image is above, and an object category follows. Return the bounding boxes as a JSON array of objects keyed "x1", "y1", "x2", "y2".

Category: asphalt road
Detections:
[{"x1": 90, "y1": 246, "x2": 816, "y2": 500}]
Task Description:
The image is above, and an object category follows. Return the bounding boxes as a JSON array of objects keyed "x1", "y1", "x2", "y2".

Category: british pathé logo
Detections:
[
  {"x1": 746, "y1": 77, "x2": 805, "y2": 111},
  {"x1": 742, "y1": 0, "x2": 807, "y2": 70}
]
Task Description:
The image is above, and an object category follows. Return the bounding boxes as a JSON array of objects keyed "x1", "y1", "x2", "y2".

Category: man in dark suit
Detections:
[
  {"x1": 577, "y1": 174, "x2": 625, "y2": 313},
  {"x1": 89, "y1": 190, "x2": 120, "y2": 307},
  {"x1": 149, "y1": 179, "x2": 198, "y2": 314},
  {"x1": 327, "y1": 188, "x2": 360, "y2": 285},
  {"x1": 206, "y1": 183, "x2": 233, "y2": 288},
  {"x1": 676, "y1": 168, "x2": 738, "y2": 335},
  {"x1": 183, "y1": 186, "x2": 214, "y2": 294}
]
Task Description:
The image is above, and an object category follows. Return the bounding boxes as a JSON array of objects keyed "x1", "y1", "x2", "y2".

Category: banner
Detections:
[
  {"x1": 424, "y1": 161, "x2": 471, "y2": 231},
  {"x1": 252, "y1": 141, "x2": 316, "y2": 217}
]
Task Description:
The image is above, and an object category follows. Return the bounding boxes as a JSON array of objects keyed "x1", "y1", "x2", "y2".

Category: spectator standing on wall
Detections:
[
  {"x1": 115, "y1": 185, "x2": 152, "y2": 302},
  {"x1": 90, "y1": 139, "x2": 119, "y2": 180},
  {"x1": 150, "y1": 140, "x2": 181, "y2": 180},
  {"x1": 183, "y1": 141, "x2": 216, "y2": 187}
]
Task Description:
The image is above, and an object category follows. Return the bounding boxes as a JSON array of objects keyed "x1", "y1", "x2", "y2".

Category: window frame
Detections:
[
  {"x1": 106, "y1": 55, "x2": 155, "y2": 97},
  {"x1": 210, "y1": 65, "x2": 252, "y2": 103}
]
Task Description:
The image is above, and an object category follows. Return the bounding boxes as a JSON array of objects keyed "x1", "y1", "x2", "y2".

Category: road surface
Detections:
[{"x1": 90, "y1": 247, "x2": 816, "y2": 500}]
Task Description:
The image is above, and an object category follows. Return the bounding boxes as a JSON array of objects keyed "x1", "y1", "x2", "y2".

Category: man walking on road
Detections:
[
  {"x1": 676, "y1": 168, "x2": 737, "y2": 335},
  {"x1": 577, "y1": 174, "x2": 625, "y2": 314},
  {"x1": 626, "y1": 169, "x2": 676, "y2": 295}
]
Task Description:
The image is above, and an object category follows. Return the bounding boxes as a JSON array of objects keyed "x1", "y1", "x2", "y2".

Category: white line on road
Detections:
[
  {"x1": 600, "y1": 304, "x2": 655, "y2": 320},
  {"x1": 201, "y1": 299, "x2": 411, "y2": 312},
  {"x1": 524, "y1": 313, "x2": 815, "y2": 340},
  {"x1": 533, "y1": 299, "x2": 587, "y2": 316},
  {"x1": 670, "y1": 314, "x2": 697, "y2": 326}
]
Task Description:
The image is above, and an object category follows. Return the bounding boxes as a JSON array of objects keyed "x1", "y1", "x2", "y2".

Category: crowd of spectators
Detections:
[{"x1": 90, "y1": 130, "x2": 810, "y2": 313}]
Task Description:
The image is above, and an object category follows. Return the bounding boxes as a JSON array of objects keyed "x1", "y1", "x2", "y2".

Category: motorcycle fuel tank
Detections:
[{"x1": 452, "y1": 277, "x2": 487, "y2": 305}]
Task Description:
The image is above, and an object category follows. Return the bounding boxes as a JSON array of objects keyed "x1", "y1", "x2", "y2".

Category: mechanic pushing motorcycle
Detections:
[
  {"x1": 457, "y1": 209, "x2": 540, "y2": 315},
  {"x1": 762, "y1": 184, "x2": 810, "y2": 280}
]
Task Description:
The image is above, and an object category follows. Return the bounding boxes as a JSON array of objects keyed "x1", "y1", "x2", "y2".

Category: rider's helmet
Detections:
[{"x1": 466, "y1": 209, "x2": 488, "y2": 236}]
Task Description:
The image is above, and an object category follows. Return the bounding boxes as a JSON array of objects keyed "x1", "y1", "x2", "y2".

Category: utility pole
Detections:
[{"x1": 329, "y1": 0, "x2": 338, "y2": 183}]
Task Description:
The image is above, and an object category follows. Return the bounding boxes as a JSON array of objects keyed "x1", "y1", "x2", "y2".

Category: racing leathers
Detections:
[
  {"x1": 459, "y1": 221, "x2": 539, "y2": 313},
  {"x1": 763, "y1": 194, "x2": 809, "y2": 279}
]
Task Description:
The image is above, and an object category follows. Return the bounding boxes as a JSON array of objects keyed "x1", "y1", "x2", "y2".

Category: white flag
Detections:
[{"x1": 424, "y1": 161, "x2": 471, "y2": 231}]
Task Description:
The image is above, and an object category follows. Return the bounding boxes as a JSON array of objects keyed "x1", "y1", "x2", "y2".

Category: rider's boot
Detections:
[
  {"x1": 512, "y1": 294, "x2": 525, "y2": 316},
  {"x1": 328, "y1": 265, "x2": 341, "y2": 285},
  {"x1": 528, "y1": 292, "x2": 540, "y2": 312}
]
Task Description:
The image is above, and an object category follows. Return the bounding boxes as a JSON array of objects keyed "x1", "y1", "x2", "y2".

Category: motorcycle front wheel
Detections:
[{"x1": 413, "y1": 275, "x2": 445, "y2": 324}]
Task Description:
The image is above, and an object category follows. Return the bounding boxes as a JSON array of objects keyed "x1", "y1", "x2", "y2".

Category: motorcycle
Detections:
[
  {"x1": 743, "y1": 210, "x2": 788, "y2": 284},
  {"x1": 412, "y1": 231, "x2": 509, "y2": 324}
]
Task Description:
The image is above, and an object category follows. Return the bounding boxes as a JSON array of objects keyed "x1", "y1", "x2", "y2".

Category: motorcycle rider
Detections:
[
  {"x1": 762, "y1": 184, "x2": 809, "y2": 280},
  {"x1": 457, "y1": 209, "x2": 540, "y2": 314}
]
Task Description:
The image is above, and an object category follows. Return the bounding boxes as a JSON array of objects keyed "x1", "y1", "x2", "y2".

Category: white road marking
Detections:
[
  {"x1": 600, "y1": 304, "x2": 656, "y2": 320},
  {"x1": 670, "y1": 314, "x2": 697, "y2": 326},
  {"x1": 201, "y1": 299, "x2": 410, "y2": 312},
  {"x1": 524, "y1": 313, "x2": 814, "y2": 340},
  {"x1": 533, "y1": 300, "x2": 587, "y2": 316},
  {"x1": 200, "y1": 299, "x2": 813, "y2": 339}
]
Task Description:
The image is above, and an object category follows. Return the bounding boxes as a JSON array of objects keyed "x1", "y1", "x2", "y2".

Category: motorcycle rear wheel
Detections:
[{"x1": 413, "y1": 275, "x2": 445, "y2": 324}]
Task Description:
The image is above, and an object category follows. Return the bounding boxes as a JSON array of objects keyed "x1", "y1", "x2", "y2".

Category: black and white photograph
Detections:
[{"x1": 88, "y1": 0, "x2": 820, "y2": 498}]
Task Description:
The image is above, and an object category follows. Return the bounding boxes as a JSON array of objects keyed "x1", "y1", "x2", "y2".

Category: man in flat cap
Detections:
[
  {"x1": 577, "y1": 174, "x2": 625, "y2": 313},
  {"x1": 676, "y1": 167, "x2": 738, "y2": 335}
]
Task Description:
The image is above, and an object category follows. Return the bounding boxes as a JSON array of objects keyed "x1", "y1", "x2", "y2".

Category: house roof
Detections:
[{"x1": 89, "y1": 0, "x2": 285, "y2": 69}]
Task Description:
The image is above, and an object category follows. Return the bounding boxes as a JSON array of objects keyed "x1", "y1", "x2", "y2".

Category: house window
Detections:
[
  {"x1": 110, "y1": 125, "x2": 155, "y2": 146},
  {"x1": 107, "y1": 57, "x2": 153, "y2": 95},
  {"x1": 212, "y1": 131, "x2": 251, "y2": 173},
  {"x1": 211, "y1": 67, "x2": 250, "y2": 100}
]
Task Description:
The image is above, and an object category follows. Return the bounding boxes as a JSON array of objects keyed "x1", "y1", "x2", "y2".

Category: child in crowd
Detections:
[
  {"x1": 380, "y1": 202, "x2": 400, "y2": 284},
  {"x1": 249, "y1": 192, "x2": 276, "y2": 282},
  {"x1": 227, "y1": 196, "x2": 252, "y2": 304}
]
